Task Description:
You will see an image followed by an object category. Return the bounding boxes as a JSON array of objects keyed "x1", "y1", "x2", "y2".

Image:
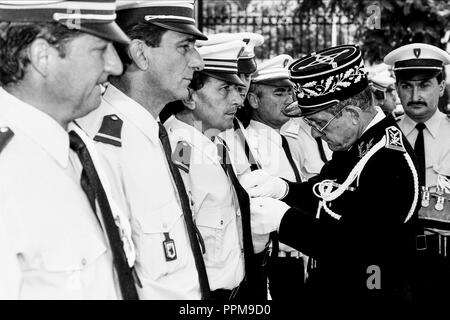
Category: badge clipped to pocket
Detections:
[{"x1": 163, "y1": 232, "x2": 177, "y2": 262}]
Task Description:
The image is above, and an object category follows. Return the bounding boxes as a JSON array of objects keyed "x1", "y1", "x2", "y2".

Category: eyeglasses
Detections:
[{"x1": 302, "y1": 107, "x2": 344, "y2": 136}]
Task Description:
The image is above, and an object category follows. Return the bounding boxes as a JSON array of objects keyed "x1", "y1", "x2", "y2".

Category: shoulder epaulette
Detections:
[
  {"x1": 384, "y1": 126, "x2": 405, "y2": 152},
  {"x1": 0, "y1": 126, "x2": 14, "y2": 154},
  {"x1": 172, "y1": 141, "x2": 191, "y2": 173},
  {"x1": 93, "y1": 114, "x2": 123, "y2": 147}
]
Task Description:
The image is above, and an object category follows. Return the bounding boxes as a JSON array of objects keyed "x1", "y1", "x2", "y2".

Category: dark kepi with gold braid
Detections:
[{"x1": 285, "y1": 44, "x2": 368, "y2": 117}]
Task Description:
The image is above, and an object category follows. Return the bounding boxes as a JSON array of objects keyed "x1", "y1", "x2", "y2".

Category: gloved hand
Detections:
[
  {"x1": 239, "y1": 169, "x2": 289, "y2": 199},
  {"x1": 250, "y1": 197, "x2": 290, "y2": 234}
]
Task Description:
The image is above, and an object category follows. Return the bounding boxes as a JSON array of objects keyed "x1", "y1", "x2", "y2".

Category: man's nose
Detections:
[
  {"x1": 104, "y1": 43, "x2": 123, "y2": 76},
  {"x1": 189, "y1": 48, "x2": 205, "y2": 71}
]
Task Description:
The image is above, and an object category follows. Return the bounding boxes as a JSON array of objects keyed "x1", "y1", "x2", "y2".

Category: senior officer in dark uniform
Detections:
[{"x1": 241, "y1": 45, "x2": 421, "y2": 305}]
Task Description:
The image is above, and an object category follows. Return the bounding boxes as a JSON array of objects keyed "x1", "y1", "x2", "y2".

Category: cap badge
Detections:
[
  {"x1": 413, "y1": 48, "x2": 421, "y2": 58},
  {"x1": 283, "y1": 59, "x2": 290, "y2": 67}
]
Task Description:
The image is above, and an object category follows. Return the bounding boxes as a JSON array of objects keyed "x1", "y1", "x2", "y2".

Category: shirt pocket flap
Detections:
[
  {"x1": 138, "y1": 201, "x2": 183, "y2": 234},
  {"x1": 195, "y1": 205, "x2": 235, "y2": 230},
  {"x1": 41, "y1": 240, "x2": 107, "y2": 272}
]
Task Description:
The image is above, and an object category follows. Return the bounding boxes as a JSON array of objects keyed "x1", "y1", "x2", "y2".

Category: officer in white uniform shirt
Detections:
[
  {"x1": 384, "y1": 42, "x2": 450, "y2": 304},
  {"x1": 281, "y1": 118, "x2": 332, "y2": 180},
  {"x1": 0, "y1": 122, "x2": 20, "y2": 300},
  {"x1": 384, "y1": 43, "x2": 450, "y2": 187},
  {"x1": 244, "y1": 54, "x2": 310, "y2": 300},
  {"x1": 165, "y1": 39, "x2": 258, "y2": 300},
  {"x1": 0, "y1": 0, "x2": 133, "y2": 299},
  {"x1": 77, "y1": 1, "x2": 212, "y2": 300}
]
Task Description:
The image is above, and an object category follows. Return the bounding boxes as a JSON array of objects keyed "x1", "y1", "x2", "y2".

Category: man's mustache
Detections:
[{"x1": 407, "y1": 101, "x2": 427, "y2": 107}]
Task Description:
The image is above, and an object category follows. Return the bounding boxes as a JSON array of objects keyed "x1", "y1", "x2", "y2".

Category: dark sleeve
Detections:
[{"x1": 278, "y1": 148, "x2": 417, "y2": 260}]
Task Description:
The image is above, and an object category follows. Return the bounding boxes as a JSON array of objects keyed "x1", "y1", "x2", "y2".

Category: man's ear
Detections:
[
  {"x1": 27, "y1": 38, "x2": 52, "y2": 77},
  {"x1": 438, "y1": 79, "x2": 446, "y2": 97},
  {"x1": 182, "y1": 94, "x2": 196, "y2": 111},
  {"x1": 247, "y1": 92, "x2": 259, "y2": 109},
  {"x1": 344, "y1": 105, "x2": 361, "y2": 123},
  {"x1": 128, "y1": 39, "x2": 149, "y2": 71}
]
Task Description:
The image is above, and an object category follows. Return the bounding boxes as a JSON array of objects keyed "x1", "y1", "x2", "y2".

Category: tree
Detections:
[{"x1": 299, "y1": 0, "x2": 450, "y2": 64}]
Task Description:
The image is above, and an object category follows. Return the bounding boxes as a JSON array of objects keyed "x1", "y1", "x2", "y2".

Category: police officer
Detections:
[
  {"x1": 0, "y1": 0, "x2": 134, "y2": 299},
  {"x1": 369, "y1": 70, "x2": 398, "y2": 115},
  {"x1": 385, "y1": 43, "x2": 450, "y2": 304},
  {"x1": 242, "y1": 45, "x2": 420, "y2": 305},
  {"x1": 165, "y1": 39, "x2": 259, "y2": 300},
  {"x1": 244, "y1": 54, "x2": 309, "y2": 301},
  {"x1": 77, "y1": 1, "x2": 212, "y2": 299}
]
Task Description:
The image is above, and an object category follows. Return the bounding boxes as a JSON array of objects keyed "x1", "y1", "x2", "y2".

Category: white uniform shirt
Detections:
[
  {"x1": 77, "y1": 85, "x2": 201, "y2": 299},
  {"x1": 281, "y1": 119, "x2": 332, "y2": 180},
  {"x1": 0, "y1": 88, "x2": 119, "y2": 300},
  {"x1": 397, "y1": 110, "x2": 450, "y2": 186},
  {"x1": 165, "y1": 116, "x2": 245, "y2": 291}
]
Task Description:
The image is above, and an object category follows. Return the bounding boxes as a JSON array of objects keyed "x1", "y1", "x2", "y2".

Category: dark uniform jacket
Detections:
[{"x1": 279, "y1": 115, "x2": 420, "y2": 305}]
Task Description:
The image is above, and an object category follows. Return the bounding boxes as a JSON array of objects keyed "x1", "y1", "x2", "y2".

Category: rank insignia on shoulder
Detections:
[
  {"x1": 385, "y1": 126, "x2": 405, "y2": 152},
  {"x1": 94, "y1": 114, "x2": 123, "y2": 147},
  {"x1": 0, "y1": 126, "x2": 14, "y2": 154},
  {"x1": 172, "y1": 141, "x2": 191, "y2": 173}
]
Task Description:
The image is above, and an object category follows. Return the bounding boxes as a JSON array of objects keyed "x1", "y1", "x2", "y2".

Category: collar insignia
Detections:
[{"x1": 358, "y1": 138, "x2": 374, "y2": 158}]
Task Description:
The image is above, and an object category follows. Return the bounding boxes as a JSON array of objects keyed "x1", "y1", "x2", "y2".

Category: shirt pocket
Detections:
[
  {"x1": 39, "y1": 240, "x2": 108, "y2": 292},
  {"x1": 195, "y1": 205, "x2": 235, "y2": 265},
  {"x1": 134, "y1": 201, "x2": 187, "y2": 280}
]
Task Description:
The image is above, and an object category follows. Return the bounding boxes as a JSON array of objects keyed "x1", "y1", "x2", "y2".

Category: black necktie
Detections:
[
  {"x1": 157, "y1": 123, "x2": 211, "y2": 300},
  {"x1": 69, "y1": 131, "x2": 139, "y2": 300},
  {"x1": 315, "y1": 136, "x2": 328, "y2": 164},
  {"x1": 233, "y1": 118, "x2": 260, "y2": 171},
  {"x1": 215, "y1": 137, "x2": 257, "y2": 288},
  {"x1": 414, "y1": 123, "x2": 426, "y2": 186},
  {"x1": 281, "y1": 135, "x2": 302, "y2": 183}
]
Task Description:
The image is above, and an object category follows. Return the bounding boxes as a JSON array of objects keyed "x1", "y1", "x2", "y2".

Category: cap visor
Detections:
[
  {"x1": 238, "y1": 58, "x2": 257, "y2": 74},
  {"x1": 394, "y1": 69, "x2": 441, "y2": 81},
  {"x1": 255, "y1": 78, "x2": 293, "y2": 87},
  {"x1": 201, "y1": 71, "x2": 244, "y2": 86},
  {"x1": 282, "y1": 101, "x2": 337, "y2": 118},
  {"x1": 79, "y1": 22, "x2": 130, "y2": 44},
  {"x1": 149, "y1": 21, "x2": 207, "y2": 40}
]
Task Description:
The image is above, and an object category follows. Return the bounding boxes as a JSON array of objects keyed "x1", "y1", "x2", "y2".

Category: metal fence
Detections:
[{"x1": 201, "y1": 12, "x2": 356, "y2": 60}]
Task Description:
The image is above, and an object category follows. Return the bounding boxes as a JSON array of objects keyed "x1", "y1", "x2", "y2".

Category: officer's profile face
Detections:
[
  {"x1": 396, "y1": 77, "x2": 445, "y2": 122},
  {"x1": 49, "y1": 33, "x2": 123, "y2": 121},
  {"x1": 305, "y1": 106, "x2": 359, "y2": 152},
  {"x1": 252, "y1": 84, "x2": 292, "y2": 129},
  {"x1": 191, "y1": 77, "x2": 243, "y2": 132},
  {"x1": 145, "y1": 30, "x2": 204, "y2": 102}
]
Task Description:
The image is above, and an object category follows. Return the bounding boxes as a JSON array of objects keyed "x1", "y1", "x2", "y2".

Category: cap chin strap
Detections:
[{"x1": 313, "y1": 134, "x2": 418, "y2": 223}]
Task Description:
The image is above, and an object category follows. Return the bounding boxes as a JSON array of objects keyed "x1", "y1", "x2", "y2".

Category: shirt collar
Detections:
[
  {"x1": 401, "y1": 109, "x2": 444, "y2": 139},
  {"x1": 363, "y1": 106, "x2": 386, "y2": 134},
  {"x1": 103, "y1": 84, "x2": 159, "y2": 144},
  {"x1": 0, "y1": 87, "x2": 70, "y2": 168}
]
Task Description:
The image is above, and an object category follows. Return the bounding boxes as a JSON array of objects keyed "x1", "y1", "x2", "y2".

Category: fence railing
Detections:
[{"x1": 201, "y1": 13, "x2": 356, "y2": 60}]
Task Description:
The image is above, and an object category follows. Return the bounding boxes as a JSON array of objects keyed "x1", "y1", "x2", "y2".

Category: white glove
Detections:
[
  {"x1": 239, "y1": 169, "x2": 289, "y2": 199},
  {"x1": 250, "y1": 197, "x2": 290, "y2": 234}
]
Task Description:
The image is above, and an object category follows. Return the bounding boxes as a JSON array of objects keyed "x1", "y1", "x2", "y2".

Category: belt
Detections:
[
  {"x1": 416, "y1": 233, "x2": 450, "y2": 257},
  {"x1": 277, "y1": 250, "x2": 302, "y2": 259}
]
